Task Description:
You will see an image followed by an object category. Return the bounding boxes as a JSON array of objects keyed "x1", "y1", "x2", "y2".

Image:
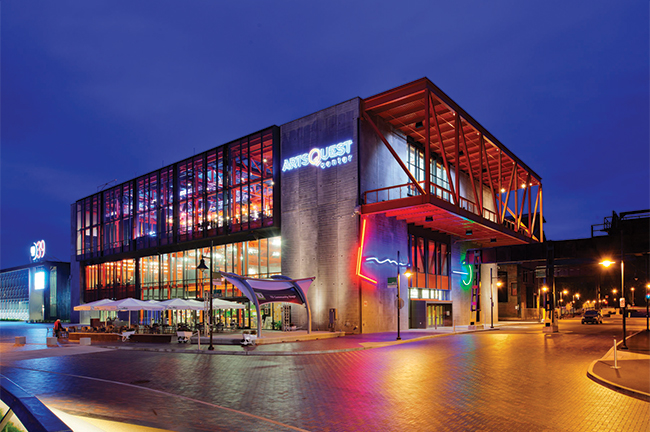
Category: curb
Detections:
[{"x1": 586, "y1": 359, "x2": 650, "y2": 402}]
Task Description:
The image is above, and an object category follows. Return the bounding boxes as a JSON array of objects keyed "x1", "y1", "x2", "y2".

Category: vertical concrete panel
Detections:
[
  {"x1": 358, "y1": 214, "x2": 408, "y2": 333},
  {"x1": 281, "y1": 98, "x2": 360, "y2": 331}
]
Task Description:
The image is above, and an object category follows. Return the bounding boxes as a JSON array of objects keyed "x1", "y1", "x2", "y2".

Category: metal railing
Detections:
[{"x1": 363, "y1": 182, "x2": 522, "y2": 233}]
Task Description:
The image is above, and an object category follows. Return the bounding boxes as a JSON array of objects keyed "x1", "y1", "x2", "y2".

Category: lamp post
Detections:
[
  {"x1": 489, "y1": 268, "x2": 502, "y2": 329},
  {"x1": 395, "y1": 251, "x2": 412, "y2": 341},
  {"x1": 600, "y1": 259, "x2": 627, "y2": 349},
  {"x1": 630, "y1": 287, "x2": 635, "y2": 307},
  {"x1": 572, "y1": 293, "x2": 580, "y2": 314},
  {"x1": 197, "y1": 257, "x2": 213, "y2": 351},
  {"x1": 541, "y1": 286, "x2": 548, "y2": 322},
  {"x1": 645, "y1": 284, "x2": 649, "y2": 331}
]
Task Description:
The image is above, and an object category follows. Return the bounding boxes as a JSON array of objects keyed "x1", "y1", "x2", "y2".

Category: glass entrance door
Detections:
[{"x1": 427, "y1": 304, "x2": 451, "y2": 327}]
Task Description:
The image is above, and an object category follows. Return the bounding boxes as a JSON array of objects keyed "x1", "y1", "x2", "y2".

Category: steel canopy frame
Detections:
[
  {"x1": 220, "y1": 272, "x2": 314, "y2": 338},
  {"x1": 362, "y1": 78, "x2": 544, "y2": 246}
]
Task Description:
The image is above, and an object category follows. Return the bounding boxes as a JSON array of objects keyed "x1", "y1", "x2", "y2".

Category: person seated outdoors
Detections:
[{"x1": 151, "y1": 322, "x2": 160, "y2": 334}]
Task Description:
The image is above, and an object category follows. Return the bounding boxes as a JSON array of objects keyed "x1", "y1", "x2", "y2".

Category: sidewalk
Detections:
[
  {"x1": 587, "y1": 329, "x2": 650, "y2": 402},
  {"x1": 55, "y1": 322, "x2": 533, "y2": 356}
]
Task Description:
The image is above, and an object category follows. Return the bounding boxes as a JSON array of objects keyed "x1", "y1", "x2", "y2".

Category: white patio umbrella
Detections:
[
  {"x1": 73, "y1": 298, "x2": 117, "y2": 311},
  {"x1": 95, "y1": 297, "x2": 164, "y2": 326},
  {"x1": 209, "y1": 299, "x2": 245, "y2": 310},
  {"x1": 159, "y1": 298, "x2": 204, "y2": 311}
]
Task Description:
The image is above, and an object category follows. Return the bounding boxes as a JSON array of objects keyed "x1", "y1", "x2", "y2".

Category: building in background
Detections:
[
  {"x1": 71, "y1": 78, "x2": 543, "y2": 332},
  {"x1": 0, "y1": 240, "x2": 70, "y2": 322},
  {"x1": 476, "y1": 210, "x2": 649, "y2": 320}
]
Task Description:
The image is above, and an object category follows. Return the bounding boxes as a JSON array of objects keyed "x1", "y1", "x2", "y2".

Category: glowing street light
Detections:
[
  {"x1": 396, "y1": 251, "x2": 411, "y2": 341},
  {"x1": 489, "y1": 268, "x2": 502, "y2": 329},
  {"x1": 600, "y1": 258, "x2": 627, "y2": 350}
]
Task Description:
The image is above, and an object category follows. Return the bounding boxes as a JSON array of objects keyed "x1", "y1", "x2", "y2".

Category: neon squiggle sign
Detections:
[
  {"x1": 365, "y1": 257, "x2": 409, "y2": 266},
  {"x1": 282, "y1": 140, "x2": 353, "y2": 172}
]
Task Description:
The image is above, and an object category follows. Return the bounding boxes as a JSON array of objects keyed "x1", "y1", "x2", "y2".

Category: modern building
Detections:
[
  {"x1": 71, "y1": 78, "x2": 543, "y2": 332},
  {"x1": 0, "y1": 240, "x2": 70, "y2": 321}
]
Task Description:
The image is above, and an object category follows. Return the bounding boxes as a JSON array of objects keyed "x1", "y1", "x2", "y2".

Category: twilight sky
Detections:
[{"x1": 2, "y1": 1, "x2": 648, "y2": 269}]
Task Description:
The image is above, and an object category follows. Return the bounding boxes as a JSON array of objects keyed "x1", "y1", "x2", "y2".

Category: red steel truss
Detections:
[{"x1": 361, "y1": 78, "x2": 543, "y2": 247}]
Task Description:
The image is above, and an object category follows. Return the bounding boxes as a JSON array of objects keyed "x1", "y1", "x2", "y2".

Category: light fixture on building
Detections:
[
  {"x1": 425, "y1": 216, "x2": 433, "y2": 222},
  {"x1": 414, "y1": 121, "x2": 423, "y2": 129},
  {"x1": 466, "y1": 229, "x2": 473, "y2": 236}
]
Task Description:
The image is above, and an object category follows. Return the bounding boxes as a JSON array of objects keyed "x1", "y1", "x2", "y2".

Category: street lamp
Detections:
[
  {"x1": 645, "y1": 284, "x2": 649, "y2": 331},
  {"x1": 630, "y1": 287, "x2": 635, "y2": 307},
  {"x1": 600, "y1": 259, "x2": 627, "y2": 350},
  {"x1": 489, "y1": 268, "x2": 502, "y2": 329},
  {"x1": 572, "y1": 293, "x2": 580, "y2": 311},
  {"x1": 197, "y1": 257, "x2": 214, "y2": 351},
  {"x1": 541, "y1": 286, "x2": 548, "y2": 322},
  {"x1": 395, "y1": 251, "x2": 412, "y2": 341}
]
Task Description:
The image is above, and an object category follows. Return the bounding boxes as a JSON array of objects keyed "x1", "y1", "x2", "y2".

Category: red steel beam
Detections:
[
  {"x1": 482, "y1": 136, "x2": 499, "y2": 224},
  {"x1": 460, "y1": 121, "x2": 481, "y2": 215},
  {"x1": 430, "y1": 94, "x2": 458, "y2": 204},
  {"x1": 362, "y1": 111, "x2": 426, "y2": 196},
  {"x1": 425, "y1": 88, "x2": 431, "y2": 197}
]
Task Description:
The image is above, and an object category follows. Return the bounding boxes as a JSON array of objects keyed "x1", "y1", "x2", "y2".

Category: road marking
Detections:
[{"x1": 2, "y1": 365, "x2": 310, "y2": 432}]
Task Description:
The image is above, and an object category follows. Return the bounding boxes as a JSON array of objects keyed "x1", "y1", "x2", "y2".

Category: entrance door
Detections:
[{"x1": 427, "y1": 304, "x2": 451, "y2": 327}]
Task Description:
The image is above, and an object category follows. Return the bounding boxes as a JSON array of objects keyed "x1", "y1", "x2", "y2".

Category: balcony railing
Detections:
[{"x1": 363, "y1": 182, "x2": 502, "y2": 227}]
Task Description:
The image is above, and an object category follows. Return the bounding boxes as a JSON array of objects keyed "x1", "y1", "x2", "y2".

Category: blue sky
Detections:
[{"x1": 2, "y1": 1, "x2": 648, "y2": 268}]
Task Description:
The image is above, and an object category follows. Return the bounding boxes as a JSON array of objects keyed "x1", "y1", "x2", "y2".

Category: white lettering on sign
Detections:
[
  {"x1": 30, "y1": 240, "x2": 46, "y2": 261},
  {"x1": 282, "y1": 140, "x2": 353, "y2": 172}
]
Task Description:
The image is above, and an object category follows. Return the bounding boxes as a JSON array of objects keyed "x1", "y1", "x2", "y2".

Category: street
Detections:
[{"x1": 1, "y1": 319, "x2": 649, "y2": 431}]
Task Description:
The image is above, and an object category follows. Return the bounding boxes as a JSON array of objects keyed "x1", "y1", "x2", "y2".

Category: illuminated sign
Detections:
[
  {"x1": 30, "y1": 240, "x2": 46, "y2": 261},
  {"x1": 365, "y1": 257, "x2": 409, "y2": 267},
  {"x1": 34, "y1": 271, "x2": 46, "y2": 290},
  {"x1": 282, "y1": 140, "x2": 353, "y2": 172}
]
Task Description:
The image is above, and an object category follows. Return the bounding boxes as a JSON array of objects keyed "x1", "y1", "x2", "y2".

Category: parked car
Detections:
[{"x1": 582, "y1": 310, "x2": 603, "y2": 324}]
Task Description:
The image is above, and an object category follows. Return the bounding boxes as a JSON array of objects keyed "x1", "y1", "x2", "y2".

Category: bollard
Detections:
[
  {"x1": 80, "y1": 337, "x2": 91, "y2": 346},
  {"x1": 611, "y1": 338, "x2": 620, "y2": 369},
  {"x1": 15, "y1": 336, "x2": 26, "y2": 345},
  {"x1": 46, "y1": 337, "x2": 58, "y2": 347}
]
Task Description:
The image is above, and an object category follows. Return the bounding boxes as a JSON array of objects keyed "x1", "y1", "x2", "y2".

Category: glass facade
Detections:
[
  {"x1": 0, "y1": 269, "x2": 29, "y2": 320},
  {"x1": 75, "y1": 127, "x2": 278, "y2": 260},
  {"x1": 407, "y1": 141, "x2": 450, "y2": 201},
  {"x1": 83, "y1": 237, "x2": 281, "y2": 303},
  {"x1": 408, "y1": 233, "x2": 450, "y2": 298}
]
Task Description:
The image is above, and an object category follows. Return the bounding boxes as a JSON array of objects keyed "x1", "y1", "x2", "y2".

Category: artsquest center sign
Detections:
[{"x1": 282, "y1": 139, "x2": 353, "y2": 172}]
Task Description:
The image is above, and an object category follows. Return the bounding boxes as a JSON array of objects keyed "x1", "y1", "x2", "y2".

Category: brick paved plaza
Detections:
[{"x1": 1, "y1": 320, "x2": 649, "y2": 431}]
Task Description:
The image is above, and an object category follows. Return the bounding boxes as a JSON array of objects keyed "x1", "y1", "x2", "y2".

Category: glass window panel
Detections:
[
  {"x1": 416, "y1": 237, "x2": 425, "y2": 273},
  {"x1": 428, "y1": 240, "x2": 437, "y2": 276},
  {"x1": 440, "y1": 243, "x2": 449, "y2": 276},
  {"x1": 247, "y1": 240, "x2": 259, "y2": 277},
  {"x1": 269, "y1": 236, "x2": 281, "y2": 273},
  {"x1": 259, "y1": 238, "x2": 268, "y2": 276},
  {"x1": 262, "y1": 179, "x2": 273, "y2": 222}
]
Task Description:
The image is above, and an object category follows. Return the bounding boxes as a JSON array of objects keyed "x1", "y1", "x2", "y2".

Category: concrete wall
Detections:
[
  {"x1": 280, "y1": 98, "x2": 360, "y2": 333},
  {"x1": 359, "y1": 114, "x2": 409, "y2": 197},
  {"x1": 358, "y1": 213, "x2": 409, "y2": 333}
]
